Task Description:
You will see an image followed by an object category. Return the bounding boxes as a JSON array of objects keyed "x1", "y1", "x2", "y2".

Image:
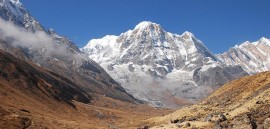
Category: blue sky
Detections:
[{"x1": 21, "y1": 0, "x2": 270, "y2": 53}]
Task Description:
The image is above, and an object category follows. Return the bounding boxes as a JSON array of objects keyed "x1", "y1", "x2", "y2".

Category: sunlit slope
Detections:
[{"x1": 145, "y1": 72, "x2": 270, "y2": 129}]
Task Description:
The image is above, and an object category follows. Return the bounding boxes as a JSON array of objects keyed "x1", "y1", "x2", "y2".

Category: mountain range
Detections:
[
  {"x1": 0, "y1": 1, "x2": 169, "y2": 128},
  {"x1": 82, "y1": 21, "x2": 268, "y2": 107},
  {"x1": 1, "y1": 0, "x2": 269, "y2": 108},
  {"x1": 0, "y1": 0, "x2": 269, "y2": 128}
]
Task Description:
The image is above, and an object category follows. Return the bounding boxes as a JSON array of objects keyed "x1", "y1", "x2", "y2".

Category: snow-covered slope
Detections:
[
  {"x1": 82, "y1": 21, "x2": 218, "y2": 77},
  {"x1": 82, "y1": 21, "x2": 247, "y2": 108},
  {"x1": 217, "y1": 37, "x2": 270, "y2": 74}
]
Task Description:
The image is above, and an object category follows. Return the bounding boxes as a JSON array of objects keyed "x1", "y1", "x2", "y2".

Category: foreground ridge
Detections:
[{"x1": 145, "y1": 72, "x2": 270, "y2": 128}]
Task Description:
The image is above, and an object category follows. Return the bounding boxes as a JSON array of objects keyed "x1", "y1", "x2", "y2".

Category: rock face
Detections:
[
  {"x1": 193, "y1": 65, "x2": 247, "y2": 89},
  {"x1": 0, "y1": 0, "x2": 137, "y2": 103},
  {"x1": 217, "y1": 37, "x2": 270, "y2": 74},
  {"x1": 82, "y1": 21, "x2": 247, "y2": 107}
]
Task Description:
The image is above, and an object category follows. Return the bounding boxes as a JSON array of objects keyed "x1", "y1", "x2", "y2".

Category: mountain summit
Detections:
[
  {"x1": 82, "y1": 21, "x2": 247, "y2": 107},
  {"x1": 82, "y1": 21, "x2": 217, "y2": 73},
  {"x1": 134, "y1": 21, "x2": 162, "y2": 30}
]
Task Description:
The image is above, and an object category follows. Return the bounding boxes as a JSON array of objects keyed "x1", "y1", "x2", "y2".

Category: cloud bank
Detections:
[{"x1": 0, "y1": 18, "x2": 85, "y2": 61}]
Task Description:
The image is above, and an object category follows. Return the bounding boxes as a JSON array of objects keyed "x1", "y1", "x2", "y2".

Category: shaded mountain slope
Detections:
[
  {"x1": 0, "y1": 49, "x2": 172, "y2": 129},
  {"x1": 144, "y1": 72, "x2": 270, "y2": 129},
  {"x1": 0, "y1": 0, "x2": 137, "y2": 103},
  {"x1": 0, "y1": 49, "x2": 91, "y2": 107}
]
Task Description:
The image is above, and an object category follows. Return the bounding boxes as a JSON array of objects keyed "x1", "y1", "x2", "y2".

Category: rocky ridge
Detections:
[{"x1": 218, "y1": 37, "x2": 270, "y2": 74}]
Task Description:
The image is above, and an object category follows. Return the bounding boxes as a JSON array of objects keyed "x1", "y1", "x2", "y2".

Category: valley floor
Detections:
[
  {"x1": 0, "y1": 82, "x2": 172, "y2": 129},
  {"x1": 1, "y1": 72, "x2": 270, "y2": 129}
]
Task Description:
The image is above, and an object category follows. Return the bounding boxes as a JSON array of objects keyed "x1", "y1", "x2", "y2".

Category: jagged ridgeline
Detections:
[{"x1": 81, "y1": 21, "x2": 248, "y2": 108}]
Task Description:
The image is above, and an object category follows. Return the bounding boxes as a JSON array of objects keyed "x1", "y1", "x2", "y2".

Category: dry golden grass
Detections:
[
  {"x1": 0, "y1": 79, "x2": 173, "y2": 129},
  {"x1": 1, "y1": 49, "x2": 270, "y2": 129},
  {"x1": 145, "y1": 72, "x2": 270, "y2": 129}
]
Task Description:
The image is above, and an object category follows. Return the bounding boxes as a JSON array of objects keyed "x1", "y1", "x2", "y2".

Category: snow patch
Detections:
[
  {"x1": 259, "y1": 37, "x2": 270, "y2": 46},
  {"x1": 200, "y1": 63, "x2": 218, "y2": 72},
  {"x1": 181, "y1": 31, "x2": 194, "y2": 38},
  {"x1": 134, "y1": 21, "x2": 155, "y2": 30},
  {"x1": 10, "y1": 0, "x2": 21, "y2": 4}
]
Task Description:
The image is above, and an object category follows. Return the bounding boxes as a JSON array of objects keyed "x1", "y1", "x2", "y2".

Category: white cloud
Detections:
[{"x1": 0, "y1": 18, "x2": 85, "y2": 61}]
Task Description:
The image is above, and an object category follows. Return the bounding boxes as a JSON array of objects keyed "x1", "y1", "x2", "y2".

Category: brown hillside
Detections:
[
  {"x1": 0, "y1": 49, "x2": 172, "y2": 129},
  {"x1": 145, "y1": 72, "x2": 270, "y2": 129}
]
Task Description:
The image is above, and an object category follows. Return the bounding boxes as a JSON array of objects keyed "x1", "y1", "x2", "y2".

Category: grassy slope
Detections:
[{"x1": 145, "y1": 72, "x2": 270, "y2": 129}]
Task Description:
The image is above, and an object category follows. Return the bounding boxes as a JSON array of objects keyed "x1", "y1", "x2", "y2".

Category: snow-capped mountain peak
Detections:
[
  {"x1": 133, "y1": 21, "x2": 165, "y2": 36},
  {"x1": 82, "y1": 21, "x2": 247, "y2": 107},
  {"x1": 1, "y1": 0, "x2": 23, "y2": 12},
  {"x1": 83, "y1": 21, "x2": 218, "y2": 71},
  {"x1": 134, "y1": 21, "x2": 160, "y2": 30},
  {"x1": 238, "y1": 41, "x2": 251, "y2": 48},
  {"x1": 257, "y1": 37, "x2": 270, "y2": 46},
  {"x1": 84, "y1": 35, "x2": 118, "y2": 48},
  {"x1": 181, "y1": 31, "x2": 195, "y2": 39},
  {"x1": 259, "y1": 37, "x2": 268, "y2": 42}
]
